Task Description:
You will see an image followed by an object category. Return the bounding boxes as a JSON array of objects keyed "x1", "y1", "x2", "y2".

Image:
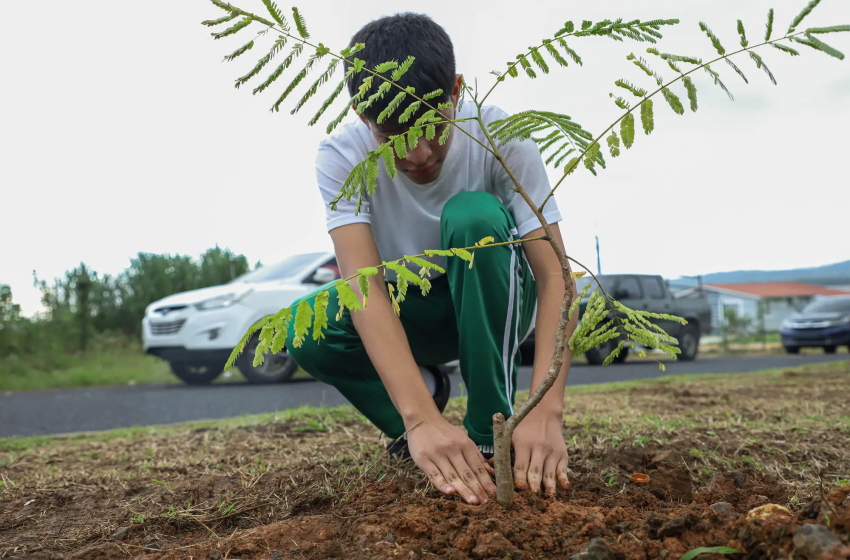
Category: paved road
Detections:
[{"x1": 2, "y1": 354, "x2": 847, "y2": 438}]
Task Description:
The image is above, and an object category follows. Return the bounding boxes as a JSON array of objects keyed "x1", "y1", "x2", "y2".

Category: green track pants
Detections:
[{"x1": 285, "y1": 192, "x2": 537, "y2": 446}]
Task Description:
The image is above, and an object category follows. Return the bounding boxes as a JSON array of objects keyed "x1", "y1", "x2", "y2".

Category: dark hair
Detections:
[{"x1": 345, "y1": 12, "x2": 456, "y2": 129}]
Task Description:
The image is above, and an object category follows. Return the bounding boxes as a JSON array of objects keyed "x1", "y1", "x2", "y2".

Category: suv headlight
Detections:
[{"x1": 195, "y1": 289, "x2": 253, "y2": 311}]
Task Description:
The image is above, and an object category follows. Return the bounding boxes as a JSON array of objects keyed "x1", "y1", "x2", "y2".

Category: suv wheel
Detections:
[
  {"x1": 678, "y1": 325, "x2": 700, "y2": 361},
  {"x1": 237, "y1": 337, "x2": 299, "y2": 384},
  {"x1": 169, "y1": 360, "x2": 225, "y2": 385}
]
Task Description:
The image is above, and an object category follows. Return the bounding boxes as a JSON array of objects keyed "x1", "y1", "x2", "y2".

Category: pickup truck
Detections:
[{"x1": 521, "y1": 274, "x2": 712, "y2": 365}]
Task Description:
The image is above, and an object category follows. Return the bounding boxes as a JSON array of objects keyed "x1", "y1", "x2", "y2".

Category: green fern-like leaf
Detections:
[
  {"x1": 682, "y1": 76, "x2": 698, "y2": 111},
  {"x1": 405, "y1": 256, "x2": 446, "y2": 276},
  {"x1": 792, "y1": 34, "x2": 845, "y2": 60},
  {"x1": 640, "y1": 98, "x2": 654, "y2": 134},
  {"x1": 422, "y1": 89, "x2": 444, "y2": 100},
  {"x1": 356, "y1": 273, "x2": 370, "y2": 307},
  {"x1": 425, "y1": 124, "x2": 436, "y2": 140},
  {"x1": 621, "y1": 113, "x2": 635, "y2": 148},
  {"x1": 210, "y1": 0, "x2": 237, "y2": 13},
  {"x1": 202, "y1": 12, "x2": 239, "y2": 27},
  {"x1": 407, "y1": 126, "x2": 424, "y2": 150},
  {"x1": 225, "y1": 316, "x2": 270, "y2": 371},
  {"x1": 392, "y1": 135, "x2": 408, "y2": 159},
  {"x1": 388, "y1": 55, "x2": 415, "y2": 81},
  {"x1": 788, "y1": 0, "x2": 822, "y2": 33},
  {"x1": 738, "y1": 20, "x2": 748, "y2": 47},
  {"x1": 386, "y1": 261, "x2": 426, "y2": 294},
  {"x1": 424, "y1": 249, "x2": 454, "y2": 258},
  {"x1": 336, "y1": 280, "x2": 362, "y2": 314},
  {"x1": 292, "y1": 300, "x2": 313, "y2": 348},
  {"x1": 253, "y1": 43, "x2": 302, "y2": 95},
  {"x1": 451, "y1": 248, "x2": 474, "y2": 263},
  {"x1": 615, "y1": 79, "x2": 647, "y2": 97},
  {"x1": 703, "y1": 64, "x2": 734, "y2": 100},
  {"x1": 377, "y1": 92, "x2": 407, "y2": 125},
  {"x1": 381, "y1": 143, "x2": 397, "y2": 179},
  {"x1": 518, "y1": 56, "x2": 537, "y2": 78},
  {"x1": 628, "y1": 54, "x2": 663, "y2": 85},
  {"x1": 807, "y1": 25, "x2": 850, "y2": 34},
  {"x1": 606, "y1": 131, "x2": 621, "y2": 157},
  {"x1": 325, "y1": 100, "x2": 352, "y2": 134},
  {"x1": 375, "y1": 60, "x2": 398, "y2": 74},
  {"x1": 439, "y1": 124, "x2": 451, "y2": 146},
  {"x1": 398, "y1": 100, "x2": 422, "y2": 124},
  {"x1": 542, "y1": 41, "x2": 569, "y2": 68},
  {"x1": 661, "y1": 88, "x2": 684, "y2": 115},
  {"x1": 558, "y1": 39, "x2": 583, "y2": 65},
  {"x1": 272, "y1": 67, "x2": 307, "y2": 112},
  {"x1": 292, "y1": 6, "x2": 309, "y2": 38},
  {"x1": 529, "y1": 47, "x2": 550, "y2": 74},
  {"x1": 365, "y1": 154, "x2": 380, "y2": 195},
  {"x1": 749, "y1": 52, "x2": 777, "y2": 85},
  {"x1": 291, "y1": 58, "x2": 338, "y2": 115},
  {"x1": 765, "y1": 8, "x2": 775, "y2": 40},
  {"x1": 772, "y1": 43, "x2": 800, "y2": 56},
  {"x1": 212, "y1": 17, "x2": 252, "y2": 39},
  {"x1": 309, "y1": 79, "x2": 346, "y2": 126},
  {"x1": 235, "y1": 37, "x2": 286, "y2": 88},
  {"x1": 312, "y1": 290, "x2": 329, "y2": 342},
  {"x1": 725, "y1": 59, "x2": 749, "y2": 83},
  {"x1": 223, "y1": 40, "x2": 254, "y2": 62},
  {"x1": 356, "y1": 81, "x2": 392, "y2": 115},
  {"x1": 699, "y1": 21, "x2": 726, "y2": 55},
  {"x1": 261, "y1": 0, "x2": 286, "y2": 28}
]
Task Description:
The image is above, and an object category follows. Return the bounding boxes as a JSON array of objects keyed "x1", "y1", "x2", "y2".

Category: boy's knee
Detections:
[{"x1": 441, "y1": 192, "x2": 511, "y2": 237}]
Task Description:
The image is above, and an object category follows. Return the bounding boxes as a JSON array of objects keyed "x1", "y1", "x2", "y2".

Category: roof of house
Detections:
[{"x1": 704, "y1": 281, "x2": 850, "y2": 299}]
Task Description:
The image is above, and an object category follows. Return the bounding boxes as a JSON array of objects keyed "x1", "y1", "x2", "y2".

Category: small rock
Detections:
[
  {"x1": 614, "y1": 522, "x2": 630, "y2": 534},
  {"x1": 792, "y1": 524, "x2": 841, "y2": 560},
  {"x1": 386, "y1": 533, "x2": 397, "y2": 545},
  {"x1": 270, "y1": 552, "x2": 280, "y2": 559},
  {"x1": 709, "y1": 502, "x2": 734, "y2": 515},
  {"x1": 511, "y1": 551, "x2": 523, "y2": 560},
  {"x1": 484, "y1": 518, "x2": 498, "y2": 530},
  {"x1": 658, "y1": 517, "x2": 686, "y2": 538},
  {"x1": 569, "y1": 538, "x2": 615, "y2": 560},
  {"x1": 730, "y1": 470, "x2": 747, "y2": 488},
  {"x1": 110, "y1": 527, "x2": 129, "y2": 541},
  {"x1": 659, "y1": 551, "x2": 669, "y2": 560},
  {"x1": 290, "y1": 546, "x2": 299, "y2": 553},
  {"x1": 746, "y1": 503, "x2": 791, "y2": 521},
  {"x1": 802, "y1": 498, "x2": 821, "y2": 519},
  {"x1": 207, "y1": 551, "x2": 222, "y2": 560},
  {"x1": 472, "y1": 532, "x2": 513, "y2": 559},
  {"x1": 144, "y1": 543, "x2": 160, "y2": 551}
]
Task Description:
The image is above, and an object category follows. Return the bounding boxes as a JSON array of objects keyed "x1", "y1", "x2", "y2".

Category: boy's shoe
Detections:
[{"x1": 386, "y1": 365, "x2": 451, "y2": 459}]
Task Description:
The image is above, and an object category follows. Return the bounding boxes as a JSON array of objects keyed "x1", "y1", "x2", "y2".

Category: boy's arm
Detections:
[
  {"x1": 510, "y1": 223, "x2": 577, "y2": 496},
  {"x1": 330, "y1": 222, "x2": 496, "y2": 504}
]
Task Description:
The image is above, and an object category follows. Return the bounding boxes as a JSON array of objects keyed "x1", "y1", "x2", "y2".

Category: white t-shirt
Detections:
[{"x1": 315, "y1": 103, "x2": 562, "y2": 279}]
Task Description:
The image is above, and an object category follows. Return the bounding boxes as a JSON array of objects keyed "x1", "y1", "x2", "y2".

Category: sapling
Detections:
[{"x1": 201, "y1": 0, "x2": 848, "y2": 506}]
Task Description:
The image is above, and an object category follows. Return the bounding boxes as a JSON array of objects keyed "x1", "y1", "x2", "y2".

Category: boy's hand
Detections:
[
  {"x1": 511, "y1": 407, "x2": 570, "y2": 497},
  {"x1": 407, "y1": 414, "x2": 496, "y2": 505}
]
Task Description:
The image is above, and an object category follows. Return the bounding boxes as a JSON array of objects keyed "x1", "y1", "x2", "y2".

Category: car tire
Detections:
[
  {"x1": 237, "y1": 337, "x2": 299, "y2": 384},
  {"x1": 823, "y1": 345, "x2": 837, "y2": 354},
  {"x1": 585, "y1": 339, "x2": 617, "y2": 366},
  {"x1": 784, "y1": 346, "x2": 800, "y2": 354},
  {"x1": 612, "y1": 346, "x2": 629, "y2": 364},
  {"x1": 677, "y1": 325, "x2": 700, "y2": 362},
  {"x1": 169, "y1": 360, "x2": 225, "y2": 385}
]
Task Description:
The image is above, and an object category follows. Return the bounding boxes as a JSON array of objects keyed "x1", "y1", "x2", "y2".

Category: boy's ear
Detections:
[{"x1": 451, "y1": 74, "x2": 462, "y2": 104}]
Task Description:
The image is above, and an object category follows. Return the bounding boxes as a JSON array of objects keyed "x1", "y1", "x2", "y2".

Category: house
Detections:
[{"x1": 701, "y1": 281, "x2": 848, "y2": 332}]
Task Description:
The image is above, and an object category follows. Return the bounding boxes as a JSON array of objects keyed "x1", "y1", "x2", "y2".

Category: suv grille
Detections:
[{"x1": 150, "y1": 319, "x2": 186, "y2": 336}]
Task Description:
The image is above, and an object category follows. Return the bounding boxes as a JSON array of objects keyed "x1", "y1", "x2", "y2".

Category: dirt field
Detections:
[{"x1": 1, "y1": 362, "x2": 849, "y2": 559}]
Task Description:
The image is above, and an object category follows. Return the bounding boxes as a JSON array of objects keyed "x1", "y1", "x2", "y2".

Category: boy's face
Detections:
[{"x1": 358, "y1": 74, "x2": 462, "y2": 185}]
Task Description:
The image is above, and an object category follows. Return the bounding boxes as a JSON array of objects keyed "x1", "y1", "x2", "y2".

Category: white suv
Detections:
[{"x1": 142, "y1": 252, "x2": 341, "y2": 384}]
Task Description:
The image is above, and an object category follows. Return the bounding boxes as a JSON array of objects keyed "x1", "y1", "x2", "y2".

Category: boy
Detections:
[{"x1": 286, "y1": 12, "x2": 577, "y2": 505}]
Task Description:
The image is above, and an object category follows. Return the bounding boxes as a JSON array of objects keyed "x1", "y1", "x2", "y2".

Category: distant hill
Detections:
[{"x1": 671, "y1": 260, "x2": 850, "y2": 287}]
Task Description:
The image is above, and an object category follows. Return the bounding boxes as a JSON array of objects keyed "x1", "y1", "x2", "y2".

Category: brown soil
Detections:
[{"x1": 2, "y1": 362, "x2": 849, "y2": 559}]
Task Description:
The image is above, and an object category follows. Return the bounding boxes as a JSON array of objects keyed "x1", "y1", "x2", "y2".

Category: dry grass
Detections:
[{"x1": 1, "y1": 361, "x2": 848, "y2": 557}]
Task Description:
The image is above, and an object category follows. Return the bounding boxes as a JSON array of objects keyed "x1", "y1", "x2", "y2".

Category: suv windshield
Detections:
[
  {"x1": 802, "y1": 296, "x2": 850, "y2": 314},
  {"x1": 231, "y1": 253, "x2": 326, "y2": 284},
  {"x1": 576, "y1": 275, "x2": 616, "y2": 297}
]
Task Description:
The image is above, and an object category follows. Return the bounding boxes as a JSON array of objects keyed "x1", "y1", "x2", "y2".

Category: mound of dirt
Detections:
[{"x1": 59, "y1": 472, "x2": 848, "y2": 560}]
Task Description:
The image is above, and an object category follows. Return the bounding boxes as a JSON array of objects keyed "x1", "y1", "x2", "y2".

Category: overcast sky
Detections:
[{"x1": 2, "y1": 0, "x2": 848, "y2": 315}]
